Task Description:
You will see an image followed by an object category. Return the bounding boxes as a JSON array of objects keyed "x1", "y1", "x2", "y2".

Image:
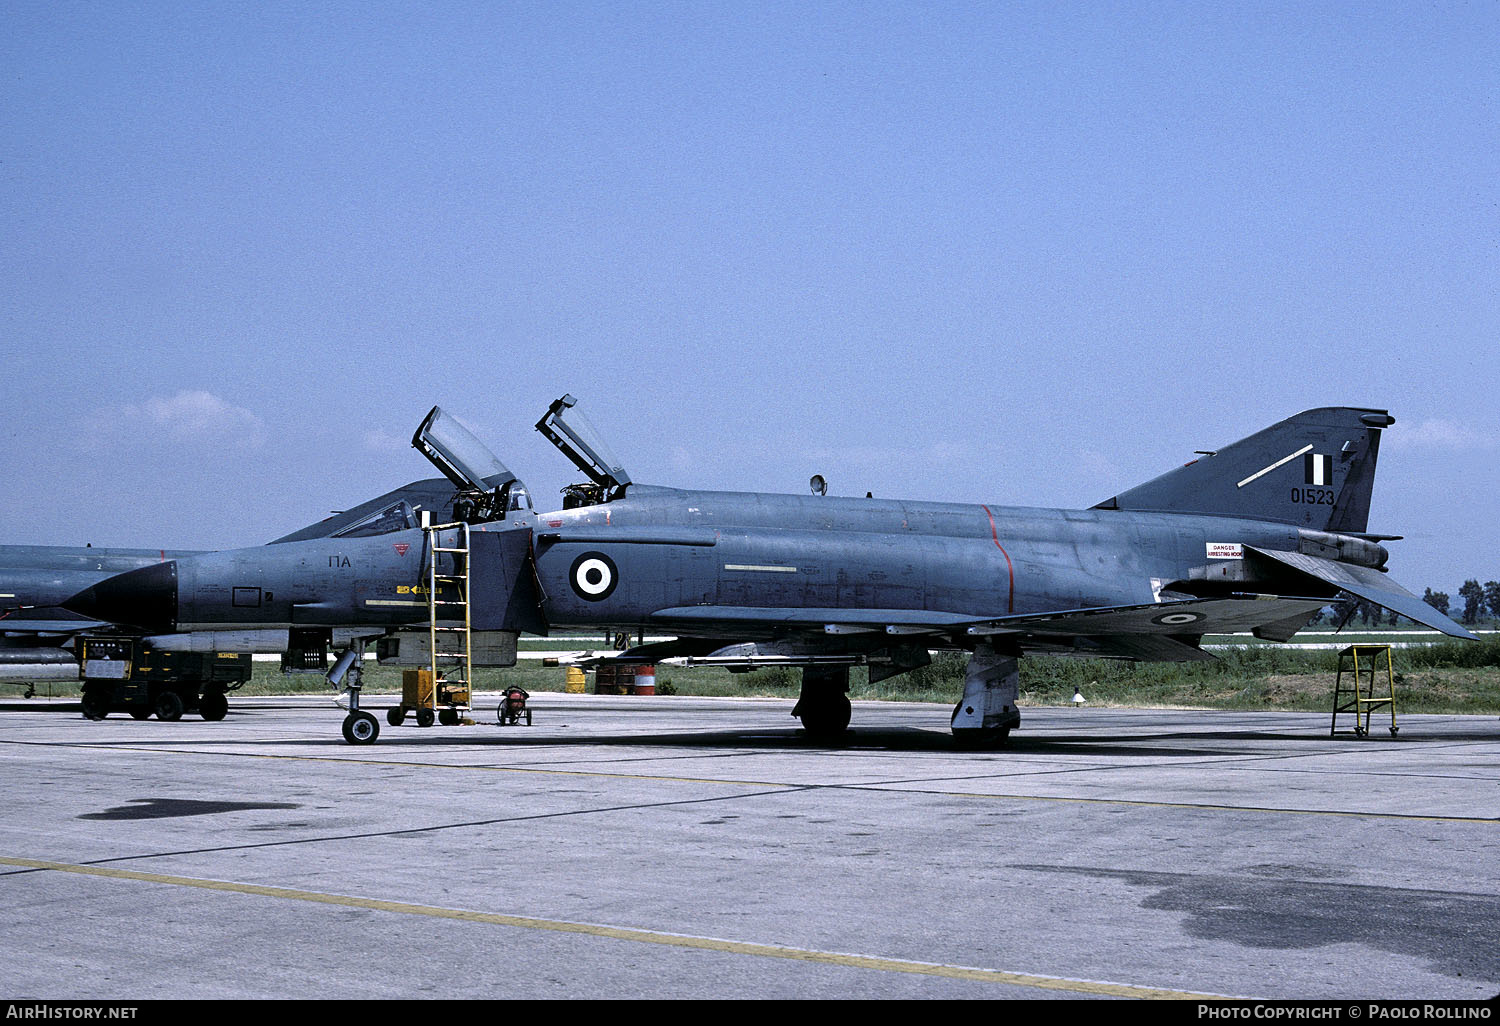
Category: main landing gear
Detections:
[
  {"x1": 951, "y1": 642, "x2": 1020, "y2": 748},
  {"x1": 792, "y1": 666, "x2": 852, "y2": 739},
  {"x1": 792, "y1": 649, "x2": 1020, "y2": 747}
]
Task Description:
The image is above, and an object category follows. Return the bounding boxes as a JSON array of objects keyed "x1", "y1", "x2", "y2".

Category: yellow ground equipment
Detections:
[
  {"x1": 386, "y1": 668, "x2": 472, "y2": 727},
  {"x1": 1330, "y1": 644, "x2": 1398, "y2": 738}
]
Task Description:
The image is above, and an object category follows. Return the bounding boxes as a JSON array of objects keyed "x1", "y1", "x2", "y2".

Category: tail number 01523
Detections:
[{"x1": 1290, "y1": 488, "x2": 1336, "y2": 506}]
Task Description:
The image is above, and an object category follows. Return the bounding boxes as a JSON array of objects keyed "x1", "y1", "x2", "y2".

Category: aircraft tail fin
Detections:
[{"x1": 1093, "y1": 407, "x2": 1393, "y2": 533}]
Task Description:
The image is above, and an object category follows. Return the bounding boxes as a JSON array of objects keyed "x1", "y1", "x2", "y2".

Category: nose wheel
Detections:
[{"x1": 342, "y1": 711, "x2": 379, "y2": 745}]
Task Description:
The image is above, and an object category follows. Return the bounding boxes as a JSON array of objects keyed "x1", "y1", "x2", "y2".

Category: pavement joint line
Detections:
[
  {"x1": 1, "y1": 739, "x2": 795, "y2": 789},
  {"x1": 0, "y1": 854, "x2": 1228, "y2": 1000},
  {"x1": 893, "y1": 788, "x2": 1500, "y2": 824},
  {"x1": 10, "y1": 740, "x2": 1497, "y2": 824},
  {"x1": 1, "y1": 789, "x2": 815, "y2": 868}
]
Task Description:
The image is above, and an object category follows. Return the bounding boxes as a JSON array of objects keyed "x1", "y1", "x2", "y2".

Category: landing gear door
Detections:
[
  {"x1": 412, "y1": 407, "x2": 531, "y2": 520},
  {"x1": 535, "y1": 394, "x2": 633, "y2": 501}
]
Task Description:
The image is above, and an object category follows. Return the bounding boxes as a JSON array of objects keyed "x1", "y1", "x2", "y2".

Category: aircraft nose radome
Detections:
[{"x1": 63, "y1": 561, "x2": 178, "y2": 633}]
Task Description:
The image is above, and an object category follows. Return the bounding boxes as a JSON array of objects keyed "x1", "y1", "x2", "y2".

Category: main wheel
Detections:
[
  {"x1": 154, "y1": 690, "x2": 184, "y2": 722},
  {"x1": 797, "y1": 693, "x2": 851, "y2": 738},
  {"x1": 199, "y1": 690, "x2": 228, "y2": 722},
  {"x1": 342, "y1": 711, "x2": 380, "y2": 746}
]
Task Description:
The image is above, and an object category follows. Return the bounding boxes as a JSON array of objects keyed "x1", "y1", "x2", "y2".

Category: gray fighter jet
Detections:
[{"x1": 61, "y1": 398, "x2": 1477, "y2": 744}]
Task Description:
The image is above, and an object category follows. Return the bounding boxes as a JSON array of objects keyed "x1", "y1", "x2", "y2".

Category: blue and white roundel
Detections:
[
  {"x1": 1151, "y1": 610, "x2": 1206, "y2": 627},
  {"x1": 569, "y1": 551, "x2": 618, "y2": 601}
]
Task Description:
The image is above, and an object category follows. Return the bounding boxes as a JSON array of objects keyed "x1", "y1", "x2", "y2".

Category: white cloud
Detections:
[{"x1": 116, "y1": 390, "x2": 266, "y2": 446}]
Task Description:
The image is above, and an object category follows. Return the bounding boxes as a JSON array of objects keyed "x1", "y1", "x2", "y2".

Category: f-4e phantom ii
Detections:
[{"x1": 61, "y1": 397, "x2": 1477, "y2": 745}]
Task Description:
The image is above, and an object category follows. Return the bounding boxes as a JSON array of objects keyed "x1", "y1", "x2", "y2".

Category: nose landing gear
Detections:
[{"x1": 330, "y1": 644, "x2": 380, "y2": 746}]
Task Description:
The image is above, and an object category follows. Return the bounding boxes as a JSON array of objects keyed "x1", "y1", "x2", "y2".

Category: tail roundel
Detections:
[{"x1": 1093, "y1": 407, "x2": 1394, "y2": 533}]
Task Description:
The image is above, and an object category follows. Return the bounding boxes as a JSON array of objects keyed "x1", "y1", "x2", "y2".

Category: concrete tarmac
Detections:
[{"x1": 1, "y1": 693, "x2": 1496, "y2": 1000}]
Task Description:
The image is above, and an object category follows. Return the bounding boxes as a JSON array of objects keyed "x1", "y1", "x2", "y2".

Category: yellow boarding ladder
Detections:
[{"x1": 425, "y1": 521, "x2": 473, "y2": 722}]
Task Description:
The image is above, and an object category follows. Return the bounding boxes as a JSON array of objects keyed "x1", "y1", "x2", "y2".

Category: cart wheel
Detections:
[
  {"x1": 1389, "y1": 726, "x2": 1399, "y2": 737},
  {"x1": 386, "y1": 707, "x2": 406, "y2": 726},
  {"x1": 439, "y1": 708, "x2": 458, "y2": 726},
  {"x1": 525, "y1": 709, "x2": 532, "y2": 725},
  {"x1": 199, "y1": 690, "x2": 228, "y2": 722},
  {"x1": 342, "y1": 711, "x2": 379, "y2": 746},
  {"x1": 416, "y1": 707, "x2": 435, "y2": 728},
  {"x1": 155, "y1": 691, "x2": 184, "y2": 723},
  {"x1": 129, "y1": 709, "x2": 152, "y2": 721},
  {"x1": 81, "y1": 687, "x2": 110, "y2": 721},
  {"x1": 1354, "y1": 726, "x2": 1366, "y2": 738}
]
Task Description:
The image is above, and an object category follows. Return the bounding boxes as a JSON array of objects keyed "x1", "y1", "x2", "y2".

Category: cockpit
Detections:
[
  {"x1": 412, "y1": 406, "x2": 533, "y2": 525},
  {"x1": 535, "y1": 394, "x2": 632, "y2": 508},
  {"x1": 332, "y1": 500, "x2": 419, "y2": 538},
  {"x1": 408, "y1": 395, "x2": 632, "y2": 524}
]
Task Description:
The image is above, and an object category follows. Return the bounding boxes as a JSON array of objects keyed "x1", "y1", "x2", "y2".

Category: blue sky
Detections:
[{"x1": 2, "y1": 2, "x2": 1496, "y2": 597}]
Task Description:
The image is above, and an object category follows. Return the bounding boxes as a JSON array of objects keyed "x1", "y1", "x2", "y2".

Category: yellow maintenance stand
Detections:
[{"x1": 1330, "y1": 644, "x2": 1399, "y2": 738}]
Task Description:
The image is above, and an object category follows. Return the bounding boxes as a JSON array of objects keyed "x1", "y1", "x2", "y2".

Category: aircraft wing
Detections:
[
  {"x1": 644, "y1": 593, "x2": 1333, "y2": 660},
  {"x1": 961, "y1": 594, "x2": 1332, "y2": 639}
]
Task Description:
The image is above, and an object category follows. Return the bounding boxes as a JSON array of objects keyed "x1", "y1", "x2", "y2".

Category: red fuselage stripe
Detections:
[{"x1": 980, "y1": 505, "x2": 1015, "y2": 613}]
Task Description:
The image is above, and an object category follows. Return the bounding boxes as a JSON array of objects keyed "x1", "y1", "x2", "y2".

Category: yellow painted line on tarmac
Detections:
[{"x1": 0, "y1": 854, "x2": 1223, "y2": 999}]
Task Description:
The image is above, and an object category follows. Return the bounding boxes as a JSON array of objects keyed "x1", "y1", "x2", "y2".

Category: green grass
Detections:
[
  {"x1": 1020, "y1": 639, "x2": 1500, "y2": 713},
  {"x1": 412, "y1": 637, "x2": 1500, "y2": 714},
  {"x1": 13, "y1": 636, "x2": 1499, "y2": 715},
  {"x1": 662, "y1": 638, "x2": 1500, "y2": 714}
]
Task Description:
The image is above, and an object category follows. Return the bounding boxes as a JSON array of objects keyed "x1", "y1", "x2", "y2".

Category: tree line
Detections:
[{"x1": 1421, "y1": 580, "x2": 1500, "y2": 625}]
